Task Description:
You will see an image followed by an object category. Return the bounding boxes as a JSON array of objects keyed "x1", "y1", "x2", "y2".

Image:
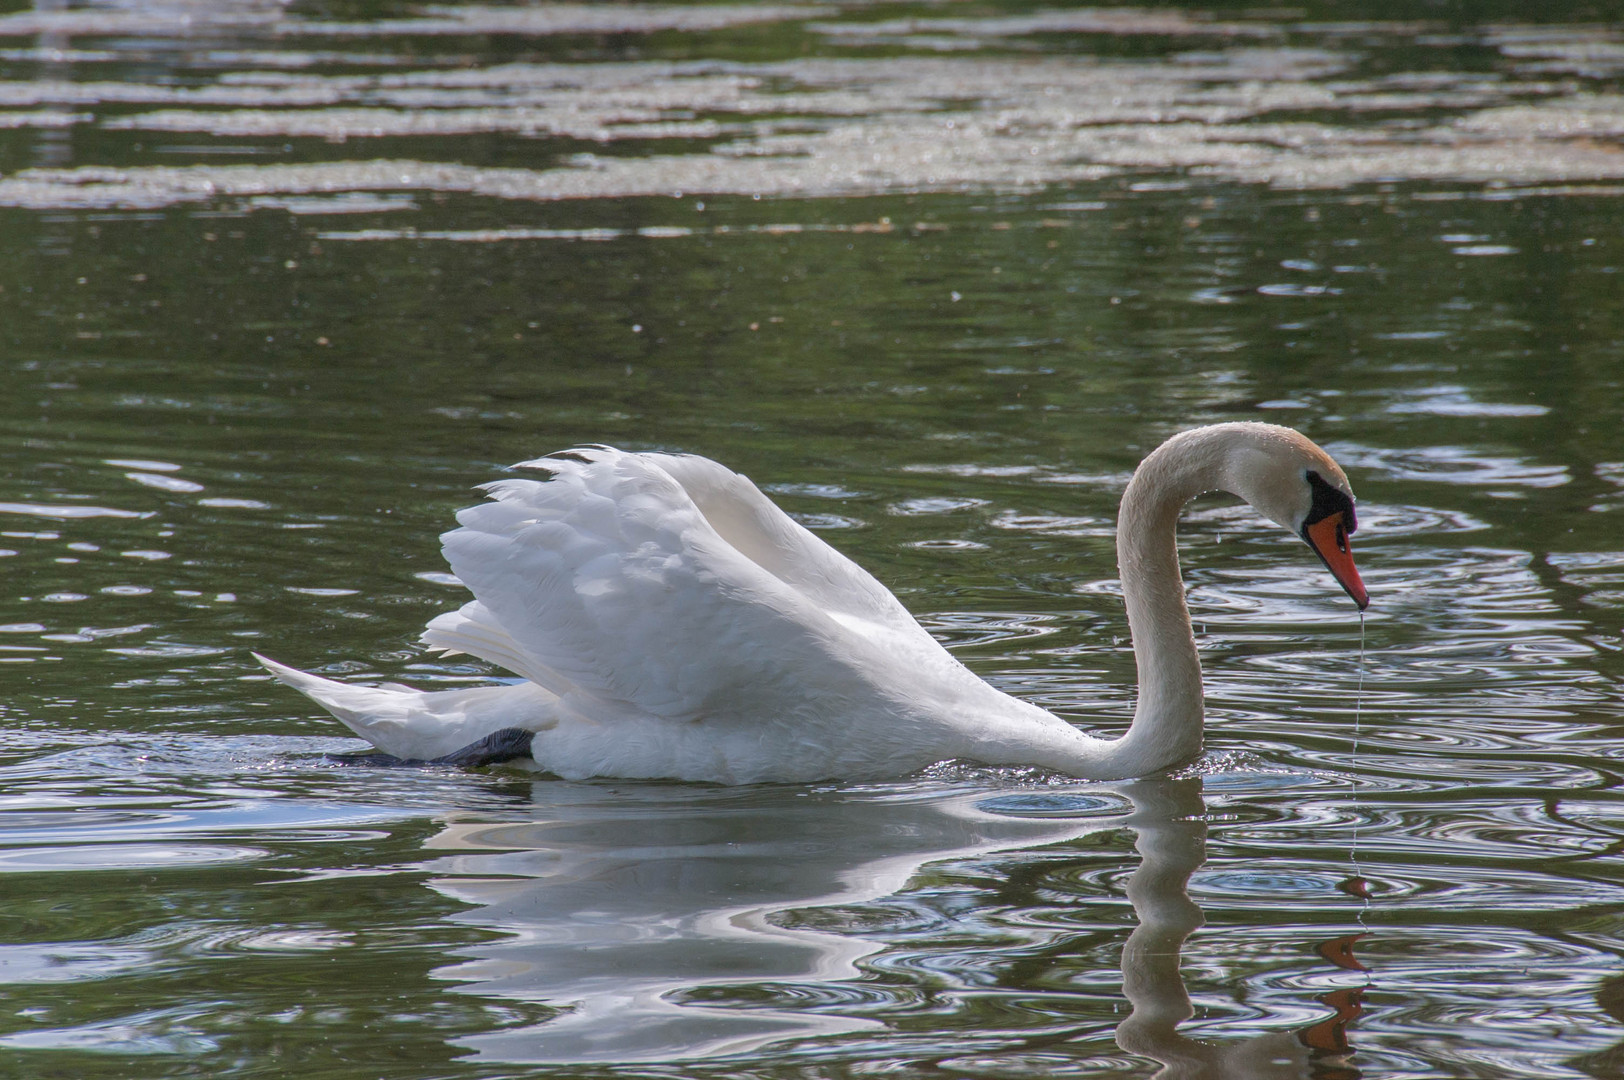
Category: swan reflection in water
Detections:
[
  {"x1": 414, "y1": 777, "x2": 1367, "y2": 1072},
  {"x1": 1117, "y1": 780, "x2": 1366, "y2": 1080}
]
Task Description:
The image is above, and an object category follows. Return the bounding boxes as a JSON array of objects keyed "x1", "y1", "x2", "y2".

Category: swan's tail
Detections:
[{"x1": 253, "y1": 653, "x2": 556, "y2": 762}]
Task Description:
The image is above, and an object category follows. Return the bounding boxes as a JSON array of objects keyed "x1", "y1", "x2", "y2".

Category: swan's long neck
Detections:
[
  {"x1": 946, "y1": 428, "x2": 1243, "y2": 780},
  {"x1": 931, "y1": 423, "x2": 1324, "y2": 780},
  {"x1": 1105, "y1": 429, "x2": 1234, "y2": 776}
]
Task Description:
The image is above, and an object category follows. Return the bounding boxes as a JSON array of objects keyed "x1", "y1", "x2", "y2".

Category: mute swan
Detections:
[{"x1": 257, "y1": 422, "x2": 1366, "y2": 783}]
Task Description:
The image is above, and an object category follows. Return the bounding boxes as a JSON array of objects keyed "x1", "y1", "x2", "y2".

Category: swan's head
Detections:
[{"x1": 1222, "y1": 424, "x2": 1368, "y2": 611}]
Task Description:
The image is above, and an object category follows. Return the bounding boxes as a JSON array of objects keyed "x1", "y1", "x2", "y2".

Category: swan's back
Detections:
[{"x1": 425, "y1": 448, "x2": 938, "y2": 736}]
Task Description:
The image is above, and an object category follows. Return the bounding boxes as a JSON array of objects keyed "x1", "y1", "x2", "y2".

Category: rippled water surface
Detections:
[{"x1": 2, "y1": 2, "x2": 1623, "y2": 1077}]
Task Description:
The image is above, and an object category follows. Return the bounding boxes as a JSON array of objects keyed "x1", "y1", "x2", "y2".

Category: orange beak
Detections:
[{"x1": 1304, "y1": 512, "x2": 1369, "y2": 610}]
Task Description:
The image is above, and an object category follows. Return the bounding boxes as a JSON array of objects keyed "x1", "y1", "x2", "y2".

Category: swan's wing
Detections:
[
  {"x1": 637, "y1": 450, "x2": 923, "y2": 633},
  {"x1": 429, "y1": 447, "x2": 935, "y2": 725}
]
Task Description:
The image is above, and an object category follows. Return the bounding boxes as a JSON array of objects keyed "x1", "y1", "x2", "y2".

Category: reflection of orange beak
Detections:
[{"x1": 1304, "y1": 512, "x2": 1369, "y2": 610}]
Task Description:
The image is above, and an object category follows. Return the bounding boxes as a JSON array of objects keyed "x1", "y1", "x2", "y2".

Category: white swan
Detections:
[{"x1": 258, "y1": 422, "x2": 1367, "y2": 783}]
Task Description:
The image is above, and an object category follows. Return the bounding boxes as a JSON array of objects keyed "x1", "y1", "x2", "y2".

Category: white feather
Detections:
[
  {"x1": 252, "y1": 653, "x2": 556, "y2": 762},
  {"x1": 257, "y1": 426, "x2": 1364, "y2": 783}
]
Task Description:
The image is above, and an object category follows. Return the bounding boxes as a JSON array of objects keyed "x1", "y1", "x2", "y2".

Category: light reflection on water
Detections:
[
  {"x1": 3, "y1": 1, "x2": 1624, "y2": 1077},
  {"x1": 419, "y1": 783, "x2": 1133, "y2": 1063}
]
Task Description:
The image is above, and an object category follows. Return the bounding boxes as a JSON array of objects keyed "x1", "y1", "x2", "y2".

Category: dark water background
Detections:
[{"x1": 2, "y1": 2, "x2": 1623, "y2": 1077}]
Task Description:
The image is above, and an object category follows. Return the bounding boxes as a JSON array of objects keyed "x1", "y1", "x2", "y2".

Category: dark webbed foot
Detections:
[
  {"x1": 322, "y1": 727, "x2": 536, "y2": 769},
  {"x1": 432, "y1": 727, "x2": 536, "y2": 767}
]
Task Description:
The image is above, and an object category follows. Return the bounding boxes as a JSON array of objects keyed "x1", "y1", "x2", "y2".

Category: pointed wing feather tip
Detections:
[
  {"x1": 250, "y1": 651, "x2": 408, "y2": 742},
  {"x1": 252, "y1": 652, "x2": 312, "y2": 686}
]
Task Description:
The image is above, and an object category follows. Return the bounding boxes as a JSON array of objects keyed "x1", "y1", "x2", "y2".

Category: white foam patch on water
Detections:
[
  {"x1": 2, "y1": 42, "x2": 1623, "y2": 208},
  {"x1": 813, "y1": 9, "x2": 1276, "y2": 43},
  {"x1": 1491, "y1": 29, "x2": 1624, "y2": 77},
  {"x1": 0, "y1": 4, "x2": 819, "y2": 39},
  {"x1": 318, "y1": 219, "x2": 917, "y2": 242},
  {"x1": 0, "y1": 108, "x2": 86, "y2": 128}
]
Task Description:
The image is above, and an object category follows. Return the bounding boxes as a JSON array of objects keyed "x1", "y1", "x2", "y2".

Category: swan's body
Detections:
[{"x1": 259, "y1": 423, "x2": 1366, "y2": 783}]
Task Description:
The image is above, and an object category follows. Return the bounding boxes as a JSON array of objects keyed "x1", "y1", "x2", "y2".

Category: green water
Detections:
[{"x1": 2, "y1": 3, "x2": 1623, "y2": 1077}]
